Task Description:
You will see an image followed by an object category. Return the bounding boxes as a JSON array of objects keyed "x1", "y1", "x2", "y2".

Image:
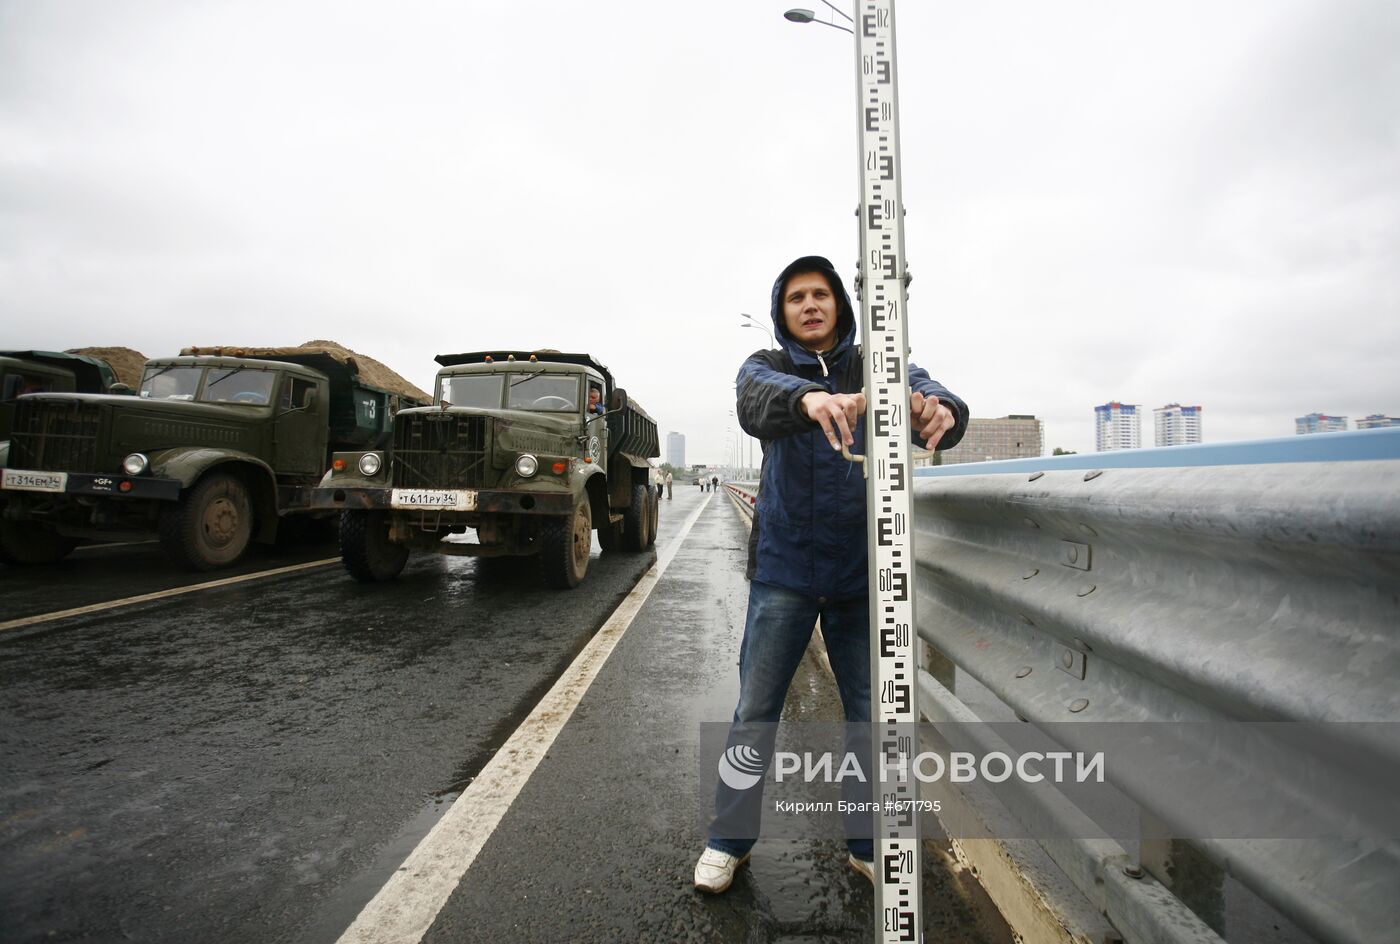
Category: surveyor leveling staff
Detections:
[{"x1": 850, "y1": 2, "x2": 923, "y2": 940}]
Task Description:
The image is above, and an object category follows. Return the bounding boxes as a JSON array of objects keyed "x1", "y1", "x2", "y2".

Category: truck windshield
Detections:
[
  {"x1": 201, "y1": 368, "x2": 276, "y2": 405},
  {"x1": 440, "y1": 375, "x2": 503, "y2": 408},
  {"x1": 139, "y1": 366, "x2": 203, "y2": 401},
  {"x1": 3, "y1": 373, "x2": 56, "y2": 400},
  {"x1": 507, "y1": 374, "x2": 579, "y2": 413}
]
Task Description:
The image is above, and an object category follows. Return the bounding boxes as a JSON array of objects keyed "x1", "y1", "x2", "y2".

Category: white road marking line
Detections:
[
  {"x1": 336, "y1": 492, "x2": 715, "y2": 944},
  {"x1": 72, "y1": 539, "x2": 159, "y2": 551},
  {"x1": 0, "y1": 558, "x2": 340, "y2": 633}
]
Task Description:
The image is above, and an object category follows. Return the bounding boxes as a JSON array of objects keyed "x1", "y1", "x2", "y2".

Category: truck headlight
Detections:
[
  {"x1": 122, "y1": 453, "x2": 149, "y2": 476},
  {"x1": 515, "y1": 454, "x2": 539, "y2": 477},
  {"x1": 358, "y1": 453, "x2": 383, "y2": 476}
]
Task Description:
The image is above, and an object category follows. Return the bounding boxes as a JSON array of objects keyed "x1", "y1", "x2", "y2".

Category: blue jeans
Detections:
[{"x1": 707, "y1": 580, "x2": 874, "y2": 860}]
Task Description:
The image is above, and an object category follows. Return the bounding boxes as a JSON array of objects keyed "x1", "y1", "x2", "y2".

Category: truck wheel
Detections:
[
  {"x1": 597, "y1": 513, "x2": 622, "y2": 552},
  {"x1": 340, "y1": 510, "x2": 408, "y2": 582},
  {"x1": 623, "y1": 482, "x2": 651, "y2": 552},
  {"x1": 540, "y1": 498, "x2": 591, "y2": 589},
  {"x1": 646, "y1": 489, "x2": 659, "y2": 547},
  {"x1": 158, "y1": 472, "x2": 254, "y2": 571},
  {"x1": 0, "y1": 521, "x2": 78, "y2": 565}
]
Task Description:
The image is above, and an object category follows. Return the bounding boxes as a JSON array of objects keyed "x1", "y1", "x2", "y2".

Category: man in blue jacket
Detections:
[{"x1": 695, "y1": 255, "x2": 968, "y2": 894}]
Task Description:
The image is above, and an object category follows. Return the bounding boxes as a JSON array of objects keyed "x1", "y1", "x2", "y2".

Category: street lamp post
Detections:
[
  {"x1": 729, "y1": 409, "x2": 754, "y2": 479},
  {"x1": 739, "y1": 313, "x2": 775, "y2": 349}
]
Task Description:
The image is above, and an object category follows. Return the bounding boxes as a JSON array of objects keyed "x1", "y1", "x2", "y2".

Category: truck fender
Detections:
[
  {"x1": 147, "y1": 447, "x2": 279, "y2": 543},
  {"x1": 580, "y1": 466, "x2": 610, "y2": 526}
]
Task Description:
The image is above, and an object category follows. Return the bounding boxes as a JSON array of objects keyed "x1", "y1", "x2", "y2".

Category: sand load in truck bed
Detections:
[
  {"x1": 178, "y1": 340, "x2": 430, "y2": 403},
  {"x1": 64, "y1": 347, "x2": 147, "y2": 389}
]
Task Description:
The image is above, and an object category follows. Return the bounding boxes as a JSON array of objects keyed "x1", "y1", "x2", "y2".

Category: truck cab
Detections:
[
  {"x1": 0, "y1": 351, "x2": 121, "y2": 443},
  {"x1": 315, "y1": 351, "x2": 659, "y2": 588},
  {"x1": 0, "y1": 348, "x2": 424, "y2": 569}
]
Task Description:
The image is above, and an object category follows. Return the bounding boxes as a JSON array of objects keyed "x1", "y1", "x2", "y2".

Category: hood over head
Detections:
[{"x1": 768, "y1": 255, "x2": 857, "y2": 357}]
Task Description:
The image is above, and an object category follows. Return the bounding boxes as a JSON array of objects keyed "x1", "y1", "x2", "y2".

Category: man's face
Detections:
[
  {"x1": 588, "y1": 388, "x2": 600, "y2": 407},
  {"x1": 782, "y1": 271, "x2": 840, "y2": 352}
]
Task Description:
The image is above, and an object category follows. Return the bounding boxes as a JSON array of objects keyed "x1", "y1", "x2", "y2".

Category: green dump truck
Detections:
[
  {"x1": 0, "y1": 346, "x2": 428, "y2": 568},
  {"x1": 0, "y1": 350, "x2": 126, "y2": 443},
  {"x1": 313, "y1": 351, "x2": 660, "y2": 588}
]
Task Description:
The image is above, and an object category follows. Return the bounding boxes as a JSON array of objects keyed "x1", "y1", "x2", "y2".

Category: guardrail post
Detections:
[
  {"x1": 920, "y1": 640, "x2": 956, "y2": 694},
  {"x1": 1141, "y1": 812, "x2": 1226, "y2": 936}
]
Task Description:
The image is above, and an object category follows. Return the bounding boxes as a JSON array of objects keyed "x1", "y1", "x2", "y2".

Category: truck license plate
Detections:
[
  {"x1": 390, "y1": 488, "x2": 476, "y2": 511},
  {"x1": 1, "y1": 469, "x2": 68, "y2": 493}
]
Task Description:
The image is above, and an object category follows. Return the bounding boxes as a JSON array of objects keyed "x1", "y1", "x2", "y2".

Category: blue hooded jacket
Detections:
[{"x1": 736, "y1": 255, "x2": 968, "y2": 600}]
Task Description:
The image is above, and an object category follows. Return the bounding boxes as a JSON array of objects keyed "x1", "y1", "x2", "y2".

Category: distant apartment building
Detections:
[
  {"x1": 1095, "y1": 402, "x2": 1141, "y2": 451},
  {"x1": 666, "y1": 431, "x2": 686, "y2": 468},
  {"x1": 941, "y1": 415, "x2": 1044, "y2": 465},
  {"x1": 1295, "y1": 413, "x2": 1348, "y2": 435},
  {"x1": 1356, "y1": 414, "x2": 1399, "y2": 429},
  {"x1": 1154, "y1": 403, "x2": 1203, "y2": 447}
]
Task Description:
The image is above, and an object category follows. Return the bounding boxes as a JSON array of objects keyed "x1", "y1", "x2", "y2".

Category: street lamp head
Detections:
[{"x1": 783, "y1": 5, "x2": 853, "y2": 33}]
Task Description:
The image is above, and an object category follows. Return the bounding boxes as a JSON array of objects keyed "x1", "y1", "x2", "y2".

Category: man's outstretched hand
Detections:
[
  {"x1": 911, "y1": 391, "x2": 955, "y2": 450},
  {"x1": 802, "y1": 389, "x2": 953, "y2": 451},
  {"x1": 801, "y1": 390, "x2": 867, "y2": 451}
]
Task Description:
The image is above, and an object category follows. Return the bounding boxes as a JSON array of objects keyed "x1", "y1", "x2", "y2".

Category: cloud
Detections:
[{"x1": 1, "y1": 0, "x2": 1395, "y2": 460}]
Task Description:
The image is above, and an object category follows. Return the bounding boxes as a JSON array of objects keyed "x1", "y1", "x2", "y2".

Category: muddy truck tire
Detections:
[
  {"x1": 158, "y1": 471, "x2": 254, "y2": 571},
  {"x1": 340, "y1": 510, "x2": 409, "y2": 582},
  {"x1": 0, "y1": 520, "x2": 78, "y2": 565},
  {"x1": 540, "y1": 498, "x2": 591, "y2": 589},
  {"x1": 623, "y1": 482, "x2": 653, "y2": 552}
]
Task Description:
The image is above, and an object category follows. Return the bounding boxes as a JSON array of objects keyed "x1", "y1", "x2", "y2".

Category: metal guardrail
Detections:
[
  {"x1": 911, "y1": 427, "x2": 1400, "y2": 944},
  {"x1": 724, "y1": 482, "x2": 758, "y2": 521}
]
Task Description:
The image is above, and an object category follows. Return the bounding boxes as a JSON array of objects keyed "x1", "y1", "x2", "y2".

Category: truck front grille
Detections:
[
  {"x1": 10, "y1": 400, "x2": 103, "y2": 473},
  {"x1": 392, "y1": 413, "x2": 489, "y2": 489}
]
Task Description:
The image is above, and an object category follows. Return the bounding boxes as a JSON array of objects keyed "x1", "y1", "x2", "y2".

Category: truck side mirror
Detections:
[
  {"x1": 109, "y1": 383, "x2": 133, "y2": 396},
  {"x1": 302, "y1": 387, "x2": 318, "y2": 409},
  {"x1": 609, "y1": 388, "x2": 628, "y2": 412}
]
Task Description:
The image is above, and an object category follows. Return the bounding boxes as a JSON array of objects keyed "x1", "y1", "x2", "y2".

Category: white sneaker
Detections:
[
  {"x1": 848, "y1": 854, "x2": 874, "y2": 884},
  {"x1": 694, "y1": 846, "x2": 751, "y2": 894}
]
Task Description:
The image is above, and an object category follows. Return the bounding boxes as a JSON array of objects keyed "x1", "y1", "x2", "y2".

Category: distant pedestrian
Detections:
[
  {"x1": 665, "y1": 472, "x2": 673, "y2": 499},
  {"x1": 710, "y1": 476, "x2": 718, "y2": 492}
]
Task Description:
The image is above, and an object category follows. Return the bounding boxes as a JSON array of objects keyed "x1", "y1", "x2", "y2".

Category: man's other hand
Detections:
[
  {"x1": 911, "y1": 391, "x2": 955, "y2": 450},
  {"x1": 801, "y1": 390, "x2": 867, "y2": 450}
]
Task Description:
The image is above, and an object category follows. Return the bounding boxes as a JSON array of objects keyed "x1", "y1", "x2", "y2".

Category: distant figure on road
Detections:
[
  {"x1": 710, "y1": 476, "x2": 718, "y2": 492},
  {"x1": 665, "y1": 471, "x2": 673, "y2": 499},
  {"x1": 694, "y1": 254, "x2": 967, "y2": 895}
]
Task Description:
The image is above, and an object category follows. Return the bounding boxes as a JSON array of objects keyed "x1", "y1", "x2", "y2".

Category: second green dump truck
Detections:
[
  {"x1": 313, "y1": 351, "x2": 660, "y2": 589},
  {"x1": 0, "y1": 350, "x2": 127, "y2": 443},
  {"x1": 0, "y1": 345, "x2": 428, "y2": 568}
]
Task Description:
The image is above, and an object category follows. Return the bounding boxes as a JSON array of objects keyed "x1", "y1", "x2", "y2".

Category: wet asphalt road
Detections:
[
  {"x1": 1, "y1": 489, "x2": 1010, "y2": 943},
  {"x1": 424, "y1": 489, "x2": 1009, "y2": 944},
  {"x1": 0, "y1": 523, "x2": 657, "y2": 943}
]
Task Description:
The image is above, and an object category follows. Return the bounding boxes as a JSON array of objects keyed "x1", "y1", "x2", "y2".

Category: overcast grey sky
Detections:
[{"x1": 2, "y1": 0, "x2": 1397, "y2": 462}]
